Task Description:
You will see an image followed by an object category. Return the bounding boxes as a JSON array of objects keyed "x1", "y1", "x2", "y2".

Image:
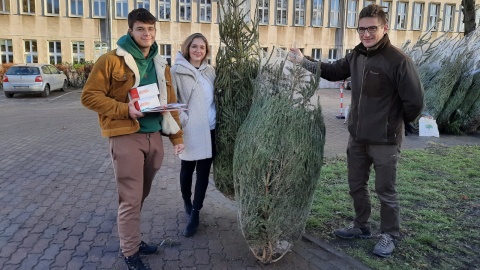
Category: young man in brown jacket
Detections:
[
  {"x1": 81, "y1": 8, "x2": 184, "y2": 270},
  {"x1": 290, "y1": 4, "x2": 424, "y2": 258}
]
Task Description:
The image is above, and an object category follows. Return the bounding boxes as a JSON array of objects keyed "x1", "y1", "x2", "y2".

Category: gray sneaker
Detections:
[
  {"x1": 372, "y1": 233, "x2": 395, "y2": 257},
  {"x1": 334, "y1": 224, "x2": 372, "y2": 239}
]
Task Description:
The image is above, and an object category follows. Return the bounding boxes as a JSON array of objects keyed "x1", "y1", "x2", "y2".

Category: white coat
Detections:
[{"x1": 171, "y1": 52, "x2": 216, "y2": 161}]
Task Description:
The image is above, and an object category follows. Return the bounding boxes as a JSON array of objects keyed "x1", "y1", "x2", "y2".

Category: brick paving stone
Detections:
[{"x1": 32, "y1": 259, "x2": 53, "y2": 270}]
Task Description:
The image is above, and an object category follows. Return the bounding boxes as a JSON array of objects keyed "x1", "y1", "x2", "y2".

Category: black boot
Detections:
[
  {"x1": 138, "y1": 241, "x2": 158, "y2": 255},
  {"x1": 183, "y1": 209, "x2": 199, "y2": 237},
  {"x1": 124, "y1": 252, "x2": 151, "y2": 270},
  {"x1": 184, "y1": 200, "x2": 192, "y2": 216}
]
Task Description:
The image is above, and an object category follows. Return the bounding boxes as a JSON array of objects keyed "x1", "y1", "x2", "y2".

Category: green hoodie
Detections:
[{"x1": 117, "y1": 34, "x2": 162, "y2": 133}]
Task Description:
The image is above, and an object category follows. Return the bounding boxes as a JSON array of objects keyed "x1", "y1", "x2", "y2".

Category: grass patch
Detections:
[{"x1": 307, "y1": 145, "x2": 480, "y2": 270}]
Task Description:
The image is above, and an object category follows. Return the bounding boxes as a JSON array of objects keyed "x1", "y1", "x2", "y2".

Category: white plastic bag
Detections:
[{"x1": 419, "y1": 116, "x2": 440, "y2": 137}]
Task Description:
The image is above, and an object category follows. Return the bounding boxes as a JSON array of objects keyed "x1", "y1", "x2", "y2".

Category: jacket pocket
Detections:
[
  {"x1": 111, "y1": 72, "x2": 134, "y2": 97},
  {"x1": 362, "y1": 68, "x2": 391, "y2": 97}
]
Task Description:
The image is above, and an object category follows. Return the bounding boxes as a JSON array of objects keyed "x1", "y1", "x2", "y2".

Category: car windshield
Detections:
[{"x1": 6, "y1": 67, "x2": 40, "y2": 75}]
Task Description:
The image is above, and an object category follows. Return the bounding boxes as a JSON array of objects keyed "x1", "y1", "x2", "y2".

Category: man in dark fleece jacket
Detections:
[{"x1": 290, "y1": 4, "x2": 424, "y2": 258}]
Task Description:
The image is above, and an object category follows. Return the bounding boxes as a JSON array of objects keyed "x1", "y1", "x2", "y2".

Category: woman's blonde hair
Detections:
[{"x1": 181, "y1": 33, "x2": 210, "y2": 63}]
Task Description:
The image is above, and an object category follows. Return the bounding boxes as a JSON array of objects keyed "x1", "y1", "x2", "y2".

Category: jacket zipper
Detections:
[{"x1": 356, "y1": 51, "x2": 369, "y2": 137}]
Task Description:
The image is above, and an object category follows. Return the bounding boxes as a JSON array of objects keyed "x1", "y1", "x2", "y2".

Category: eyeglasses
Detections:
[{"x1": 357, "y1": 25, "x2": 384, "y2": 34}]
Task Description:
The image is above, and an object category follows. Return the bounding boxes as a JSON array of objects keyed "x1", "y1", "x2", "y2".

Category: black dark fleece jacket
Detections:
[{"x1": 318, "y1": 34, "x2": 424, "y2": 144}]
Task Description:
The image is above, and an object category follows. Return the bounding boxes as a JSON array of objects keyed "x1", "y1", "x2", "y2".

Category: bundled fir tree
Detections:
[
  {"x1": 214, "y1": 0, "x2": 259, "y2": 196},
  {"x1": 402, "y1": 27, "x2": 480, "y2": 133},
  {"x1": 233, "y1": 49, "x2": 326, "y2": 263}
]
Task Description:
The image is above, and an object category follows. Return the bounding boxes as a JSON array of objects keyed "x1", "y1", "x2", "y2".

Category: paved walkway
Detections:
[{"x1": 0, "y1": 88, "x2": 478, "y2": 270}]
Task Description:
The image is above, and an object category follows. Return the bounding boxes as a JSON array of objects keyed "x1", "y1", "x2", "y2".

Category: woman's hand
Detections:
[
  {"x1": 288, "y1": 48, "x2": 305, "y2": 63},
  {"x1": 174, "y1": 144, "x2": 185, "y2": 155}
]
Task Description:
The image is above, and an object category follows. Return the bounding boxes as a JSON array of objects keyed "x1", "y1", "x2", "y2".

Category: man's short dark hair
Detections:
[
  {"x1": 359, "y1": 4, "x2": 388, "y2": 25},
  {"x1": 128, "y1": 8, "x2": 157, "y2": 29}
]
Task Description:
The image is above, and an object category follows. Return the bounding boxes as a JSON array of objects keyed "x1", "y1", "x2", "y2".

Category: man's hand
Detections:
[
  {"x1": 174, "y1": 144, "x2": 185, "y2": 155},
  {"x1": 128, "y1": 98, "x2": 144, "y2": 120},
  {"x1": 288, "y1": 48, "x2": 305, "y2": 63}
]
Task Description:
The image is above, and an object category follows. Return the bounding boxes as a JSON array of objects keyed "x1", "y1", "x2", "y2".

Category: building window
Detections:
[
  {"x1": 115, "y1": 0, "x2": 128, "y2": 18},
  {"x1": 412, "y1": 2, "x2": 424, "y2": 30},
  {"x1": 457, "y1": 8, "x2": 464, "y2": 33},
  {"x1": 45, "y1": 0, "x2": 59, "y2": 15},
  {"x1": 311, "y1": 48, "x2": 321, "y2": 61},
  {"x1": 347, "y1": 0, "x2": 357, "y2": 27},
  {"x1": 158, "y1": 0, "x2": 170, "y2": 20},
  {"x1": 276, "y1": 0, "x2": 288, "y2": 25},
  {"x1": 0, "y1": 39, "x2": 13, "y2": 64},
  {"x1": 311, "y1": 0, "x2": 323, "y2": 27},
  {"x1": 93, "y1": 0, "x2": 106, "y2": 17},
  {"x1": 294, "y1": 0, "x2": 305, "y2": 25},
  {"x1": 48, "y1": 41, "x2": 62, "y2": 64},
  {"x1": 1, "y1": 0, "x2": 10, "y2": 13},
  {"x1": 178, "y1": 0, "x2": 191, "y2": 21},
  {"x1": 428, "y1": 3, "x2": 440, "y2": 31},
  {"x1": 199, "y1": 0, "x2": 211, "y2": 22},
  {"x1": 364, "y1": 0, "x2": 374, "y2": 7},
  {"x1": 72, "y1": 41, "x2": 85, "y2": 64},
  {"x1": 160, "y1": 44, "x2": 171, "y2": 65},
  {"x1": 443, "y1": 4, "x2": 454, "y2": 31},
  {"x1": 94, "y1": 41, "x2": 108, "y2": 61},
  {"x1": 329, "y1": 0, "x2": 340, "y2": 27},
  {"x1": 380, "y1": 0, "x2": 391, "y2": 26},
  {"x1": 258, "y1": 0, "x2": 269, "y2": 25},
  {"x1": 396, "y1": 2, "x2": 408, "y2": 29},
  {"x1": 70, "y1": 0, "x2": 83, "y2": 16},
  {"x1": 21, "y1": 0, "x2": 35, "y2": 13},
  {"x1": 136, "y1": 0, "x2": 149, "y2": 10},
  {"x1": 327, "y1": 48, "x2": 337, "y2": 63},
  {"x1": 24, "y1": 40, "x2": 38, "y2": 63}
]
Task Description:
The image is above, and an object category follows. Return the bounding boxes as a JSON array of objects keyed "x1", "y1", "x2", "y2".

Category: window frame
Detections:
[
  {"x1": 158, "y1": 0, "x2": 170, "y2": 21},
  {"x1": 380, "y1": 0, "x2": 392, "y2": 27},
  {"x1": 160, "y1": 44, "x2": 172, "y2": 65},
  {"x1": 48, "y1": 41, "x2": 62, "y2": 65},
  {"x1": 311, "y1": 48, "x2": 321, "y2": 61},
  {"x1": 412, "y1": 2, "x2": 424, "y2": 30},
  {"x1": 311, "y1": 0, "x2": 323, "y2": 27},
  {"x1": 276, "y1": 0, "x2": 288, "y2": 25},
  {"x1": 443, "y1": 4, "x2": 455, "y2": 32},
  {"x1": 115, "y1": 0, "x2": 128, "y2": 18},
  {"x1": 327, "y1": 48, "x2": 337, "y2": 63},
  {"x1": 198, "y1": 0, "x2": 212, "y2": 23},
  {"x1": 94, "y1": 41, "x2": 109, "y2": 61},
  {"x1": 45, "y1": 0, "x2": 60, "y2": 16},
  {"x1": 21, "y1": 0, "x2": 35, "y2": 14},
  {"x1": 24, "y1": 40, "x2": 38, "y2": 63},
  {"x1": 294, "y1": 0, "x2": 306, "y2": 26},
  {"x1": 364, "y1": 0, "x2": 374, "y2": 7},
  {"x1": 329, "y1": 0, "x2": 340, "y2": 27},
  {"x1": 178, "y1": 0, "x2": 191, "y2": 22},
  {"x1": 428, "y1": 3, "x2": 440, "y2": 31},
  {"x1": 92, "y1": 0, "x2": 106, "y2": 18},
  {"x1": 72, "y1": 41, "x2": 85, "y2": 64},
  {"x1": 69, "y1": 0, "x2": 84, "y2": 16},
  {"x1": 346, "y1": 0, "x2": 358, "y2": 28},
  {"x1": 396, "y1": 1, "x2": 408, "y2": 30},
  {"x1": 136, "y1": 0, "x2": 150, "y2": 10},
  {"x1": 0, "y1": 39, "x2": 13, "y2": 64},
  {"x1": 258, "y1": 0, "x2": 269, "y2": 25},
  {"x1": 1, "y1": 0, "x2": 10, "y2": 13}
]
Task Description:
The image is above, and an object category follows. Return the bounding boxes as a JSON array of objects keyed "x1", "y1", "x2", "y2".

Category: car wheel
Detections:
[
  {"x1": 42, "y1": 85, "x2": 50, "y2": 98},
  {"x1": 4, "y1": 92, "x2": 14, "y2": 98},
  {"x1": 61, "y1": 80, "x2": 67, "y2": 91}
]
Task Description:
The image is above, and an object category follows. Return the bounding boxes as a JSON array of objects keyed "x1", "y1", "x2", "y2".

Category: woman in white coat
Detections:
[{"x1": 170, "y1": 33, "x2": 216, "y2": 237}]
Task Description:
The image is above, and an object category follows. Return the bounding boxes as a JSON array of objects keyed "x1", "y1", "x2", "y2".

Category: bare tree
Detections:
[{"x1": 462, "y1": 0, "x2": 477, "y2": 36}]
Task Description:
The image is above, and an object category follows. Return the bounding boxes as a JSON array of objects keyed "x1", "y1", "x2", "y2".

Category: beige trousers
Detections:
[{"x1": 109, "y1": 132, "x2": 164, "y2": 257}]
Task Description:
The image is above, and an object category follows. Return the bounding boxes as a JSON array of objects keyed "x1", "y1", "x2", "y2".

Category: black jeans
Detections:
[{"x1": 180, "y1": 130, "x2": 216, "y2": 210}]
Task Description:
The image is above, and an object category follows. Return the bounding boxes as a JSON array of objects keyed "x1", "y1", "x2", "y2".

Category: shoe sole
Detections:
[
  {"x1": 373, "y1": 251, "x2": 392, "y2": 258},
  {"x1": 335, "y1": 233, "x2": 372, "y2": 239}
]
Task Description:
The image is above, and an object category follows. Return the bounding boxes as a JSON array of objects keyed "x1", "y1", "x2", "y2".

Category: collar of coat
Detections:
[
  {"x1": 354, "y1": 33, "x2": 390, "y2": 57},
  {"x1": 116, "y1": 46, "x2": 169, "y2": 106}
]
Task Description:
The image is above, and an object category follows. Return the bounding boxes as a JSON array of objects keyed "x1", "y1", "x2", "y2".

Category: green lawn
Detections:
[{"x1": 307, "y1": 145, "x2": 480, "y2": 270}]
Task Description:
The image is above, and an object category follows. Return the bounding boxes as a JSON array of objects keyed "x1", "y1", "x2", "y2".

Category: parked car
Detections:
[{"x1": 2, "y1": 64, "x2": 68, "y2": 98}]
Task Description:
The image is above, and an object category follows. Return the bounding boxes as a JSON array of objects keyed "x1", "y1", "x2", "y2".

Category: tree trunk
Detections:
[{"x1": 462, "y1": 0, "x2": 476, "y2": 36}]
